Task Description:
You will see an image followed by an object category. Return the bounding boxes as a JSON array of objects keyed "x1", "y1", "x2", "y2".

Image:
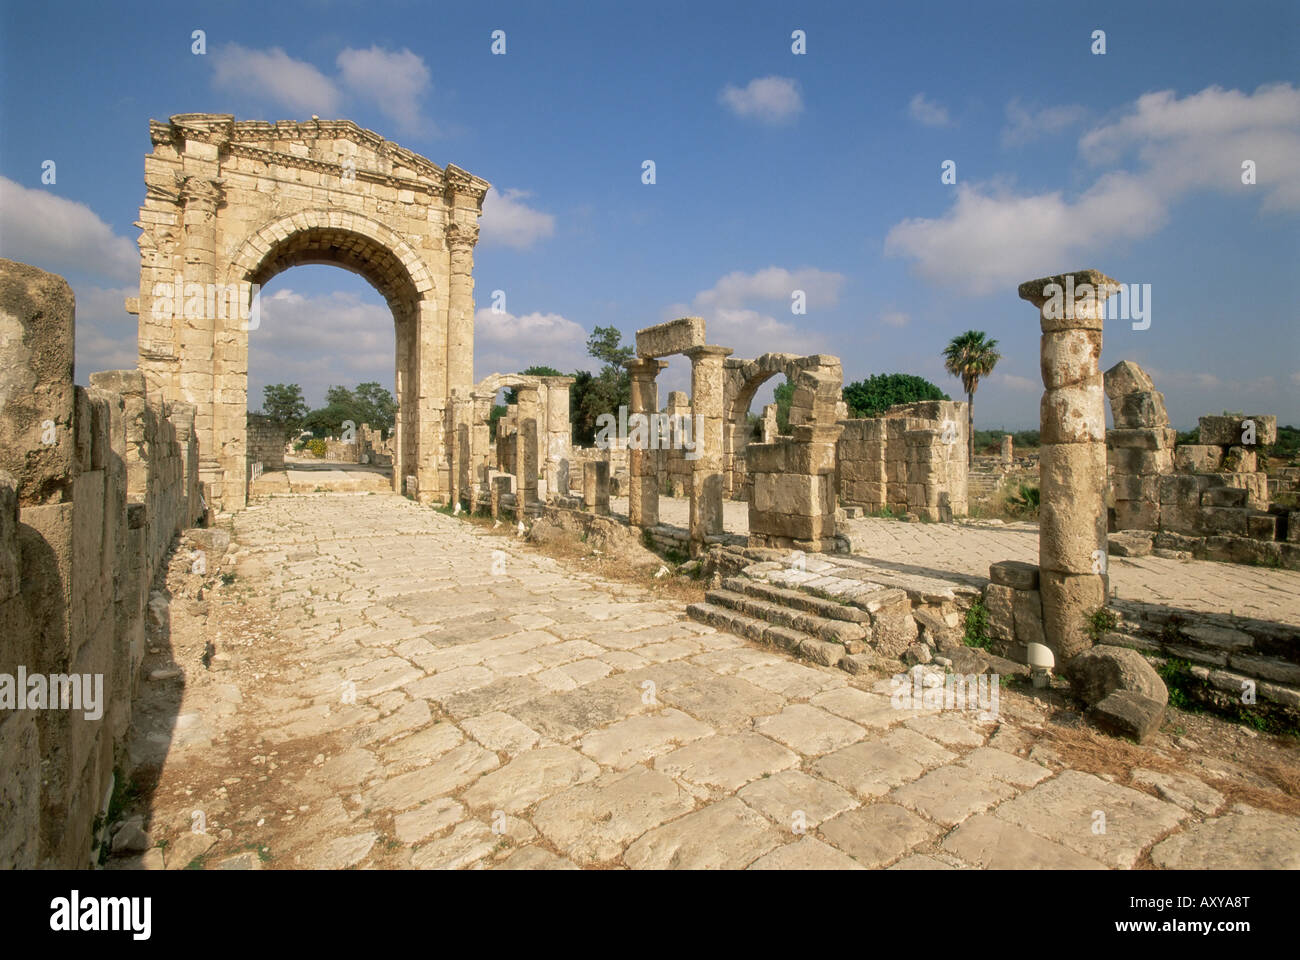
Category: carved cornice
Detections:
[
  {"x1": 150, "y1": 114, "x2": 492, "y2": 200},
  {"x1": 178, "y1": 175, "x2": 223, "y2": 207}
]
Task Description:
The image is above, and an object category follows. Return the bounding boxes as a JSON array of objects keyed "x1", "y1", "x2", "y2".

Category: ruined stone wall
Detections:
[
  {"x1": 246, "y1": 414, "x2": 285, "y2": 471},
  {"x1": 1, "y1": 260, "x2": 201, "y2": 868},
  {"x1": 836, "y1": 400, "x2": 969, "y2": 521}
]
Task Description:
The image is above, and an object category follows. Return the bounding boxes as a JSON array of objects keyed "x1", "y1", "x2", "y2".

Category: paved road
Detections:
[
  {"x1": 128, "y1": 493, "x2": 1300, "y2": 869},
  {"x1": 615, "y1": 495, "x2": 1300, "y2": 625}
]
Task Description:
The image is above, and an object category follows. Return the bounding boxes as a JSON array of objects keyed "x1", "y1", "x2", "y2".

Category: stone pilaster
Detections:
[
  {"x1": 1020, "y1": 270, "x2": 1117, "y2": 661},
  {"x1": 178, "y1": 176, "x2": 224, "y2": 502},
  {"x1": 626, "y1": 358, "x2": 666, "y2": 528},
  {"x1": 445, "y1": 222, "x2": 478, "y2": 398},
  {"x1": 686, "y1": 345, "x2": 732, "y2": 555}
]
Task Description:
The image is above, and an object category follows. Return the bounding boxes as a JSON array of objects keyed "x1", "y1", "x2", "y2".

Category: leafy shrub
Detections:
[{"x1": 307, "y1": 438, "x2": 328, "y2": 458}]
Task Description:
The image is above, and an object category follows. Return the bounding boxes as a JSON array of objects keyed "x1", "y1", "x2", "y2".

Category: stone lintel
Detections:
[{"x1": 636, "y1": 316, "x2": 706, "y2": 358}]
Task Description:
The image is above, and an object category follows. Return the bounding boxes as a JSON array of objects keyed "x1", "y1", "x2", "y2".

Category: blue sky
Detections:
[{"x1": 1, "y1": 0, "x2": 1297, "y2": 428}]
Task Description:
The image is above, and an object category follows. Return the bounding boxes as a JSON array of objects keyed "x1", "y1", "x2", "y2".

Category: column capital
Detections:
[
  {"x1": 178, "y1": 175, "x2": 222, "y2": 208},
  {"x1": 445, "y1": 221, "x2": 480, "y2": 250},
  {"x1": 625, "y1": 357, "x2": 668, "y2": 378},
  {"x1": 683, "y1": 344, "x2": 734, "y2": 362}
]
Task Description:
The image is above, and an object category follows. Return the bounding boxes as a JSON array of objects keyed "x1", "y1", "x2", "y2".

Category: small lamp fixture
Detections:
[{"x1": 1025, "y1": 642, "x2": 1055, "y2": 689}]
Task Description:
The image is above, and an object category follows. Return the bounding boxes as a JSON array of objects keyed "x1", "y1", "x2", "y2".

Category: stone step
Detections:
[
  {"x1": 686, "y1": 601, "x2": 848, "y2": 668},
  {"x1": 721, "y1": 576, "x2": 870, "y2": 624},
  {"x1": 707, "y1": 588, "x2": 868, "y2": 645}
]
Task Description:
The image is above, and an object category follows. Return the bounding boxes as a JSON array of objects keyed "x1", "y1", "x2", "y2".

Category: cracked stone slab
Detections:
[
  {"x1": 492, "y1": 846, "x2": 581, "y2": 870},
  {"x1": 1130, "y1": 768, "x2": 1225, "y2": 816},
  {"x1": 812, "y1": 741, "x2": 925, "y2": 798},
  {"x1": 754, "y1": 704, "x2": 868, "y2": 756},
  {"x1": 904, "y1": 713, "x2": 989, "y2": 748},
  {"x1": 809, "y1": 687, "x2": 909, "y2": 730},
  {"x1": 942, "y1": 814, "x2": 1107, "y2": 869},
  {"x1": 737, "y1": 770, "x2": 859, "y2": 830},
  {"x1": 747, "y1": 837, "x2": 866, "y2": 870},
  {"x1": 461, "y1": 711, "x2": 542, "y2": 755},
  {"x1": 958, "y1": 747, "x2": 1053, "y2": 788},
  {"x1": 410, "y1": 820, "x2": 497, "y2": 870},
  {"x1": 578, "y1": 708, "x2": 714, "y2": 769},
  {"x1": 623, "y1": 797, "x2": 784, "y2": 869},
  {"x1": 817, "y1": 803, "x2": 940, "y2": 868},
  {"x1": 739, "y1": 661, "x2": 846, "y2": 699},
  {"x1": 890, "y1": 764, "x2": 1019, "y2": 826},
  {"x1": 656, "y1": 732, "x2": 800, "y2": 793},
  {"x1": 368, "y1": 742, "x2": 499, "y2": 811},
  {"x1": 993, "y1": 770, "x2": 1187, "y2": 868},
  {"x1": 533, "y1": 766, "x2": 696, "y2": 865},
  {"x1": 658, "y1": 674, "x2": 786, "y2": 732},
  {"x1": 460, "y1": 745, "x2": 600, "y2": 814},
  {"x1": 394, "y1": 798, "x2": 464, "y2": 844},
  {"x1": 1150, "y1": 804, "x2": 1300, "y2": 869}
]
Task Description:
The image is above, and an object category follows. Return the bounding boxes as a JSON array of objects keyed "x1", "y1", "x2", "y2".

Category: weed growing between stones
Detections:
[
  {"x1": 963, "y1": 597, "x2": 991, "y2": 648},
  {"x1": 1086, "y1": 606, "x2": 1119, "y2": 643},
  {"x1": 1158, "y1": 657, "x2": 1298, "y2": 738}
]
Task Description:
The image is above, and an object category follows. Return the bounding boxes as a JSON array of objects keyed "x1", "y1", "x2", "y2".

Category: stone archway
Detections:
[
  {"x1": 723, "y1": 353, "x2": 843, "y2": 498},
  {"x1": 128, "y1": 113, "x2": 490, "y2": 512}
]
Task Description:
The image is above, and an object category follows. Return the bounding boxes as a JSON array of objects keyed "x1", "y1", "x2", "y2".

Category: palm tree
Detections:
[{"x1": 942, "y1": 331, "x2": 1002, "y2": 465}]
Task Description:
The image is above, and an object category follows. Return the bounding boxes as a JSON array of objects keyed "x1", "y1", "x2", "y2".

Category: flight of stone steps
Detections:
[
  {"x1": 688, "y1": 576, "x2": 874, "y2": 670},
  {"x1": 1100, "y1": 599, "x2": 1300, "y2": 718}
]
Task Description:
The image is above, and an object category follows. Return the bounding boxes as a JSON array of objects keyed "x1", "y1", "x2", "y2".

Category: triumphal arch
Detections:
[{"x1": 127, "y1": 113, "x2": 489, "y2": 511}]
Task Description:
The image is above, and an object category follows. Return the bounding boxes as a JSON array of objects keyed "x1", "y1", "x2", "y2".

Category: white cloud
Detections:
[
  {"x1": 336, "y1": 46, "x2": 432, "y2": 135},
  {"x1": 995, "y1": 372, "x2": 1038, "y2": 392},
  {"x1": 908, "y1": 93, "x2": 951, "y2": 127},
  {"x1": 0, "y1": 176, "x2": 137, "y2": 283},
  {"x1": 480, "y1": 188, "x2": 556, "y2": 249},
  {"x1": 719, "y1": 76, "x2": 803, "y2": 124},
  {"x1": 1001, "y1": 99, "x2": 1088, "y2": 147},
  {"x1": 473, "y1": 307, "x2": 589, "y2": 382},
  {"x1": 881, "y1": 311, "x2": 910, "y2": 328},
  {"x1": 212, "y1": 44, "x2": 341, "y2": 116},
  {"x1": 73, "y1": 285, "x2": 138, "y2": 377},
  {"x1": 693, "y1": 266, "x2": 845, "y2": 311},
  {"x1": 885, "y1": 84, "x2": 1300, "y2": 293},
  {"x1": 248, "y1": 288, "x2": 396, "y2": 408}
]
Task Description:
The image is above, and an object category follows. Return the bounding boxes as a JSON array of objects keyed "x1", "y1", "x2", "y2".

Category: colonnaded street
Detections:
[{"x1": 117, "y1": 490, "x2": 1300, "y2": 871}]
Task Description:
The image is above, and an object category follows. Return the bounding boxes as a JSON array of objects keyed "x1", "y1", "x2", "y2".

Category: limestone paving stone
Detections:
[
  {"x1": 942, "y1": 815, "x2": 1106, "y2": 869},
  {"x1": 1149, "y1": 804, "x2": 1300, "y2": 869},
  {"x1": 754, "y1": 703, "x2": 868, "y2": 756},
  {"x1": 747, "y1": 837, "x2": 866, "y2": 870},
  {"x1": 623, "y1": 797, "x2": 784, "y2": 869},
  {"x1": 658, "y1": 673, "x2": 787, "y2": 732},
  {"x1": 368, "y1": 743, "x2": 500, "y2": 812},
  {"x1": 656, "y1": 732, "x2": 800, "y2": 793},
  {"x1": 993, "y1": 769, "x2": 1187, "y2": 868},
  {"x1": 889, "y1": 763, "x2": 1019, "y2": 826},
  {"x1": 817, "y1": 803, "x2": 941, "y2": 868},
  {"x1": 737, "y1": 770, "x2": 859, "y2": 829},
  {"x1": 579, "y1": 708, "x2": 715, "y2": 768},
  {"x1": 812, "y1": 741, "x2": 925, "y2": 798},
  {"x1": 460, "y1": 745, "x2": 600, "y2": 814},
  {"x1": 532, "y1": 766, "x2": 697, "y2": 865},
  {"x1": 461, "y1": 711, "x2": 542, "y2": 755}
]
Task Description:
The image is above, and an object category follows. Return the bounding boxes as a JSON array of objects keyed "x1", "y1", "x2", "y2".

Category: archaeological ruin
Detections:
[{"x1": 2, "y1": 115, "x2": 1298, "y2": 873}]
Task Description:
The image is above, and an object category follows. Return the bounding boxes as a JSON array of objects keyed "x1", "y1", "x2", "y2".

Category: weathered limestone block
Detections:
[
  {"x1": 1039, "y1": 571, "x2": 1108, "y2": 661},
  {"x1": 1198, "y1": 415, "x2": 1276, "y2": 447},
  {"x1": 1040, "y1": 377, "x2": 1107, "y2": 444},
  {"x1": 635, "y1": 316, "x2": 705, "y2": 358},
  {"x1": 584, "y1": 461, "x2": 610, "y2": 516},
  {"x1": 989, "y1": 560, "x2": 1038, "y2": 590},
  {"x1": 1111, "y1": 390, "x2": 1169, "y2": 429},
  {"x1": 1103, "y1": 360, "x2": 1154, "y2": 400},
  {"x1": 1041, "y1": 329, "x2": 1102, "y2": 389},
  {"x1": 0, "y1": 259, "x2": 76, "y2": 504}
]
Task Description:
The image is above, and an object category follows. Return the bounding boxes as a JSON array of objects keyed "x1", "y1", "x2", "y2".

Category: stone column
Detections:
[
  {"x1": 686, "y1": 345, "x2": 732, "y2": 555},
  {"x1": 626, "y1": 358, "x2": 666, "y2": 528},
  {"x1": 515, "y1": 382, "x2": 541, "y2": 512},
  {"x1": 1001, "y1": 434, "x2": 1013, "y2": 465},
  {"x1": 540, "y1": 375, "x2": 575, "y2": 499},
  {"x1": 1019, "y1": 270, "x2": 1117, "y2": 661},
  {"x1": 448, "y1": 391, "x2": 474, "y2": 508},
  {"x1": 471, "y1": 390, "x2": 495, "y2": 499},
  {"x1": 762, "y1": 403, "x2": 779, "y2": 443},
  {"x1": 414, "y1": 294, "x2": 445, "y2": 502}
]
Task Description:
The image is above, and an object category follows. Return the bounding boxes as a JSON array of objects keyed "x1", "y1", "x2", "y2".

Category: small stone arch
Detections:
[{"x1": 723, "y1": 353, "x2": 843, "y2": 497}]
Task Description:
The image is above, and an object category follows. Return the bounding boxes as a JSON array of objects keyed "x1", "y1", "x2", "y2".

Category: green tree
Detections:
[
  {"x1": 842, "y1": 373, "x2": 950, "y2": 418},
  {"x1": 504, "y1": 365, "x2": 563, "y2": 405},
  {"x1": 773, "y1": 378, "x2": 795, "y2": 433},
  {"x1": 353, "y1": 382, "x2": 396, "y2": 437},
  {"x1": 569, "y1": 327, "x2": 632, "y2": 444},
  {"x1": 260, "y1": 383, "x2": 308, "y2": 440},
  {"x1": 942, "y1": 330, "x2": 1002, "y2": 464}
]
